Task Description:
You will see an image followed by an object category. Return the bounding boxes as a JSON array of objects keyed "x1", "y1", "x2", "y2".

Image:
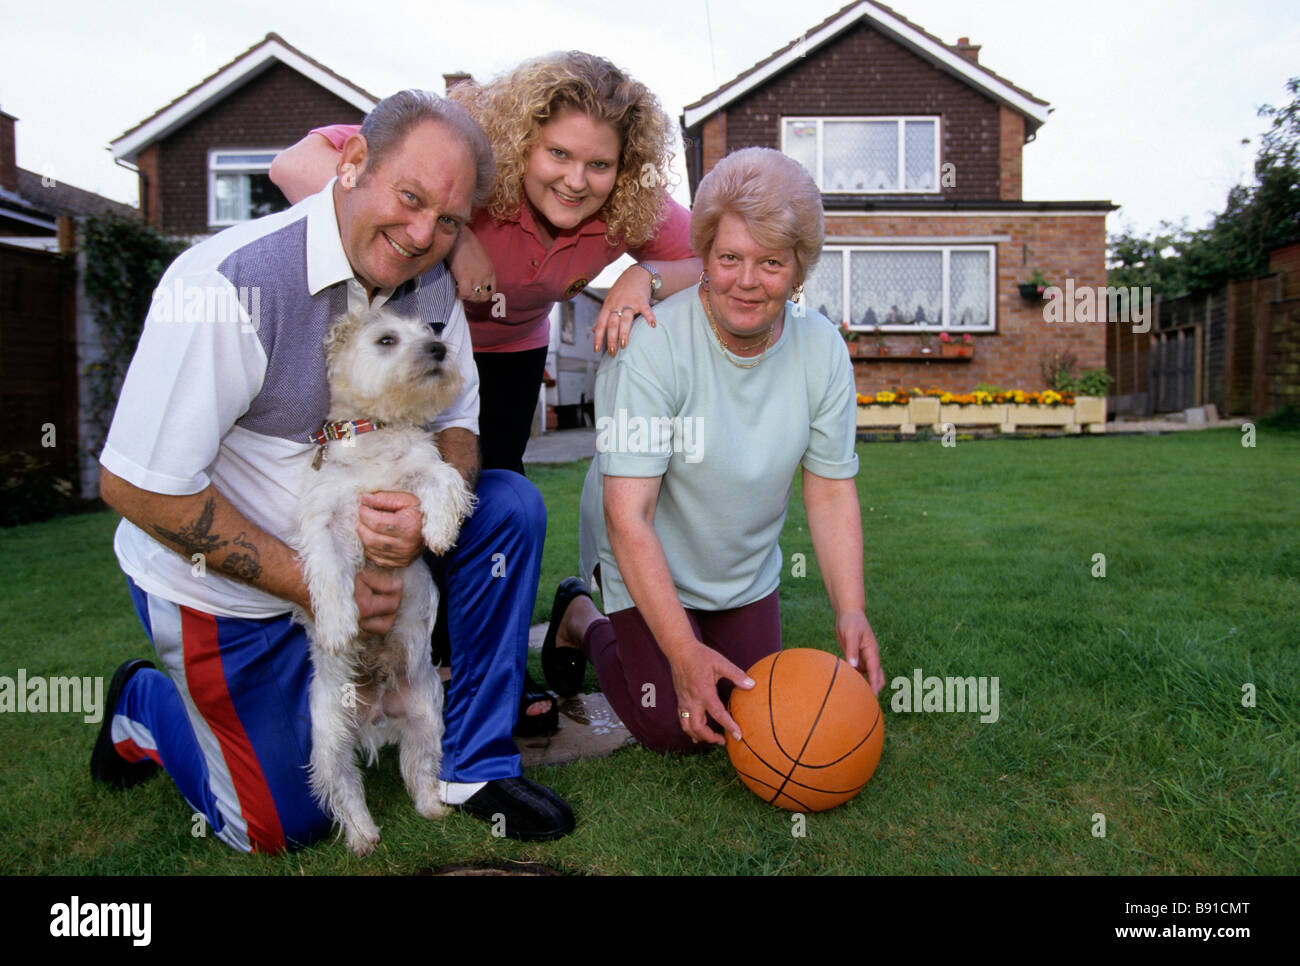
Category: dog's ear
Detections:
[{"x1": 323, "y1": 311, "x2": 365, "y2": 373}]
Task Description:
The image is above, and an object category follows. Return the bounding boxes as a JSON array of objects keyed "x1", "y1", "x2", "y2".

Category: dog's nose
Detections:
[{"x1": 426, "y1": 341, "x2": 446, "y2": 362}]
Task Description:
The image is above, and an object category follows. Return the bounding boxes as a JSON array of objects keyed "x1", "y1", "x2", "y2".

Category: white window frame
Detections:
[
  {"x1": 208, "y1": 148, "x2": 285, "y2": 227},
  {"x1": 781, "y1": 116, "x2": 942, "y2": 194},
  {"x1": 814, "y1": 244, "x2": 997, "y2": 332}
]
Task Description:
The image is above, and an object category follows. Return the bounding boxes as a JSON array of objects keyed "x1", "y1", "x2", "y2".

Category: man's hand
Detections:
[
  {"x1": 354, "y1": 567, "x2": 404, "y2": 636},
  {"x1": 357, "y1": 491, "x2": 425, "y2": 568}
]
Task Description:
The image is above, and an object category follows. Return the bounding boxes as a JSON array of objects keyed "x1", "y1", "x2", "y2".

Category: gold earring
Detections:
[
  {"x1": 791, "y1": 284, "x2": 804, "y2": 304},
  {"x1": 699, "y1": 271, "x2": 709, "y2": 290}
]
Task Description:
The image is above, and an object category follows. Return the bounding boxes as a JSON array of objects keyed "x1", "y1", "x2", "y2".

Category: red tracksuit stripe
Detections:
[{"x1": 179, "y1": 606, "x2": 286, "y2": 853}]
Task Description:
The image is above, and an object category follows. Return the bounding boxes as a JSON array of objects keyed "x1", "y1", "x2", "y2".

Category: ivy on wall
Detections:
[{"x1": 80, "y1": 214, "x2": 189, "y2": 464}]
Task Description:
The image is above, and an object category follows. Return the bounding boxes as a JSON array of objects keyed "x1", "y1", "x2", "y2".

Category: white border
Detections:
[
  {"x1": 682, "y1": 0, "x2": 1050, "y2": 129},
  {"x1": 113, "y1": 38, "x2": 376, "y2": 161}
]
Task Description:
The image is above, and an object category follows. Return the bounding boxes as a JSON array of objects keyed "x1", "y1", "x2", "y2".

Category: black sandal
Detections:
[
  {"x1": 515, "y1": 671, "x2": 559, "y2": 737},
  {"x1": 542, "y1": 577, "x2": 591, "y2": 697}
]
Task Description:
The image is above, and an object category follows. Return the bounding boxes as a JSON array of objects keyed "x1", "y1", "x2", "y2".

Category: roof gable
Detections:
[
  {"x1": 682, "y1": 0, "x2": 1050, "y2": 133},
  {"x1": 111, "y1": 33, "x2": 377, "y2": 162}
]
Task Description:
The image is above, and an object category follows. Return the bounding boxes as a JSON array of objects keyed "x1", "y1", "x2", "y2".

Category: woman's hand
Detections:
[
  {"x1": 836, "y1": 610, "x2": 885, "y2": 694},
  {"x1": 593, "y1": 264, "x2": 657, "y2": 355},
  {"x1": 448, "y1": 228, "x2": 496, "y2": 302},
  {"x1": 667, "y1": 639, "x2": 754, "y2": 746}
]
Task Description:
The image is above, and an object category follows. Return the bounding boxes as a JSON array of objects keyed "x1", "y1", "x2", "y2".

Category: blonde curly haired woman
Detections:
[
  {"x1": 271, "y1": 51, "x2": 700, "y2": 475},
  {"x1": 271, "y1": 52, "x2": 699, "y2": 736}
]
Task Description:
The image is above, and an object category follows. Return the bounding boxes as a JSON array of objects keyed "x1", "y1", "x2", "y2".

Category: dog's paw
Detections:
[
  {"x1": 344, "y1": 816, "x2": 381, "y2": 857},
  {"x1": 414, "y1": 786, "x2": 447, "y2": 820}
]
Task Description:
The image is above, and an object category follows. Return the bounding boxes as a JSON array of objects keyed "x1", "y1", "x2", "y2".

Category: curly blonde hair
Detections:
[{"x1": 450, "y1": 52, "x2": 677, "y2": 247}]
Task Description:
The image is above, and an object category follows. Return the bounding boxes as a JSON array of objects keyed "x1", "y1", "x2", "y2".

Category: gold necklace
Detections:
[{"x1": 700, "y1": 286, "x2": 775, "y2": 368}]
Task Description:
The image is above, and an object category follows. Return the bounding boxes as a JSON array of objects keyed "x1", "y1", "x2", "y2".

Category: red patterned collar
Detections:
[{"x1": 309, "y1": 418, "x2": 386, "y2": 469}]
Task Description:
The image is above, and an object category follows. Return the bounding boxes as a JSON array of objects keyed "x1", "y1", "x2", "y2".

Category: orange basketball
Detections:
[{"x1": 726, "y1": 648, "x2": 883, "y2": 811}]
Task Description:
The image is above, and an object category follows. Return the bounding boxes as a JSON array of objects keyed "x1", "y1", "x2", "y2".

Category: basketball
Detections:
[{"x1": 725, "y1": 648, "x2": 883, "y2": 811}]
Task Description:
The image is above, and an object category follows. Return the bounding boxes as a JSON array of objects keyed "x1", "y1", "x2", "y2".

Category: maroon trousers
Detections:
[{"x1": 581, "y1": 590, "x2": 781, "y2": 753}]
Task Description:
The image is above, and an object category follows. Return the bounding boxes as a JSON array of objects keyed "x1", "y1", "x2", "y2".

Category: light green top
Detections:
[{"x1": 579, "y1": 286, "x2": 859, "y2": 614}]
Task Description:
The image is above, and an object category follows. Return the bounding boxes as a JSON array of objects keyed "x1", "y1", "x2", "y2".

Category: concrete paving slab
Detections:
[{"x1": 523, "y1": 427, "x2": 596, "y2": 465}]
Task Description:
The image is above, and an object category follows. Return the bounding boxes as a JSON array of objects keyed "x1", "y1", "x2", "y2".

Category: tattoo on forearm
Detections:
[
  {"x1": 219, "y1": 531, "x2": 263, "y2": 581},
  {"x1": 152, "y1": 500, "x2": 263, "y2": 582},
  {"x1": 153, "y1": 498, "x2": 226, "y2": 557}
]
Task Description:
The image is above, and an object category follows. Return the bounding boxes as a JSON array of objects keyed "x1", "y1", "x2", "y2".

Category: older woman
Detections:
[{"x1": 542, "y1": 147, "x2": 884, "y2": 751}]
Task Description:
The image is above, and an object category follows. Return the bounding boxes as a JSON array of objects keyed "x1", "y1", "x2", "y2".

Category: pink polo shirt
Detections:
[{"x1": 310, "y1": 124, "x2": 694, "y2": 353}]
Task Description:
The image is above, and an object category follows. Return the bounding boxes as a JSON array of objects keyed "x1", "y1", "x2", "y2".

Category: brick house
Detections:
[
  {"x1": 680, "y1": 0, "x2": 1116, "y2": 395},
  {"x1": 110, "y1": 33, "x2": 375, "y2": 237}
]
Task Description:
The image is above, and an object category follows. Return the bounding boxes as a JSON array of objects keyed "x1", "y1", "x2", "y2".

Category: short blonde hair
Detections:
[
  {"x1": 690, "y1": 148, "x2": 824, "y2": 283},
  {"x1": 452, "y1": 52, "x2": 677, "y2": 247}
]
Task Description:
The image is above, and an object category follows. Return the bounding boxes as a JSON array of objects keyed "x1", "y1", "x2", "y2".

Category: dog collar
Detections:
[{"x1": 309, "y1": 418, "x2": 386, "y2": 469}]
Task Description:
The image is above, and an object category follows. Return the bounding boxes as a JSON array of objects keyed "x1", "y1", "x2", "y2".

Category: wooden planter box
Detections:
[
  {"x1": 1006, "y1": 404, "x2": 1073, "y2": 427},
  {"x1": 938, "y1": 404, "x2": 1007, "y2": 426},
  {"x1": 857, "y1": 405, "x2": 908, "y2": 428},
  {"x1": 908, "y1": 397, "x2": 941, "y2": 425},
  {"x1": 1075, "y1": 396, "x2": 1106, "y2": 426},
  {"x1": 939, "y1": 342, "x2": 974, "y2": 358}
]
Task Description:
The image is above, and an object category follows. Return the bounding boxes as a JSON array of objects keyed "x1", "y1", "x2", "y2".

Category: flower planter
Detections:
[
  {"x1": 908, "y1": 397, "x2": 940, "y2": 425},
  {"x1": 938, "y1": 404, "x2": 1007, "y2": 426},
  {"x1": 856, "y1": 405, "x2": 907, "y2": 428},
  {"x1": 1018, "y1": 283, "x2": 1046, "y2": 301},
  {"x1": 940, "y1": 342, "x2": 974, "y2": 358},
  {"x1": 1074, "y1": 395, "x2": 1106, "y2": 426},
  {"x1": 1007, "y1": 404, "x2": 1072, "y2": 427}
]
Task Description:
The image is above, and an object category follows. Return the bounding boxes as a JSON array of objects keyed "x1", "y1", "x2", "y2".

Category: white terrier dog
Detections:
[{"x1": 292, "y1": 307, "x2": 476, "y2": 856}]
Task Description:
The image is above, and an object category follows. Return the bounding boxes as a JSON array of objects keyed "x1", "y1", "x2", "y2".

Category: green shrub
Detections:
[{"x1": 0, "y1": 452, "x2": 78, "y2": 527}]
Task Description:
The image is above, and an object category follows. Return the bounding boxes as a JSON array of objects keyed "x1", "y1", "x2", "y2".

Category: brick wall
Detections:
[
  {"x1": 0, "y1": 112, "x2": 17, "y2": 193},
  {"x1": 156, "y1": 62, "x2": 366, "y2": 235},
  {"x1": 998, "y1": 106, "x2": 1023, "y2": 201},
  {"x1": 709, "y1": 21, "x2": 1008, "y2": 201},
  {"x1": 1262, "y1": 242, "x2": 1300, "y2": 414},
  {"x1": 825, "y1": 211, "x2": 1108, "y2": 393}
]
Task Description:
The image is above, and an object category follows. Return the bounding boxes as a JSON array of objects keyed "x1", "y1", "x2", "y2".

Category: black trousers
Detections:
[{"x1": 473, "y1": 346, "x2": 549, "y2": 477}]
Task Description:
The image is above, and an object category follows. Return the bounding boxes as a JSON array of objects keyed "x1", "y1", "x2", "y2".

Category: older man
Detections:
[{"x1": 92, "y1": 90, "x2": 573, "y2": 851}]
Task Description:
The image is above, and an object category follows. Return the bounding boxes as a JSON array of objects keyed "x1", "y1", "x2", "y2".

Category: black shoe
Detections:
[
  {"x1": 458, "y1": 777, "x2": 575, "y2": 841},
  {"x1": 541, "y1": 578, "x2": 591, "y2": 698},
  {"x1": 90, "y1": 659, "x2": 160, "y2": 789},
  {"x1": 515, "y1": 672, "x2": 559, "y2": 738}
]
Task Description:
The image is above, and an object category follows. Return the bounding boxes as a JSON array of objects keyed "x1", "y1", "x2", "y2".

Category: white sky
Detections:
[{"x1": 4, "y1": 0, "x2": 1298, "y2": 243}]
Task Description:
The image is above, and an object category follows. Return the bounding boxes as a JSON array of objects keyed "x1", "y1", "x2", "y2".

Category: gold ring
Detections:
[{"x1": 679, "y1": 710, "x2": 691, "y2": 719}]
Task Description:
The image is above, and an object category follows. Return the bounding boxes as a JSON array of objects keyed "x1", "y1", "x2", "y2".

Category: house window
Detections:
[
  {"x1": 782, "y1": 118, "x2": 940, "y2": 193},
  {"x1": 804, "y1": 245, "x2": 995, "y2": 331},
  {"x1": 209, "y1": 150, "x2": 290, "y2": 226}
]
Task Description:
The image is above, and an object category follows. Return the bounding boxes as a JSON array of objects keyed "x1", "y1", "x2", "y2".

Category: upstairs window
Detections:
[
  {"x1": 782, "y1": 117, "x2": 940, "y2": 193},
  {"x1": 209, "y1": 150, "x2": 291, "y2": 226}
]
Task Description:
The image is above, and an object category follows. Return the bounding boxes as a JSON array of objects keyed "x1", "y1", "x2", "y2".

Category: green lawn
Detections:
[{"x1": 1, "y1": 427, "x2": 1295, "y2": 875}]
